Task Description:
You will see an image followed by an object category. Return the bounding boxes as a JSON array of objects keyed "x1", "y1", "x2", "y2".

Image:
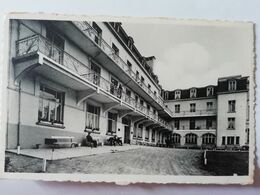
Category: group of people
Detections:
[{"x1": 86, "y1": 132, "x2": 123, "y2": 148}]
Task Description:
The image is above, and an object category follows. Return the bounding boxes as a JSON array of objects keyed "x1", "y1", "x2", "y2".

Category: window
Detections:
[
  {"x1": 85, "y1": 104, "x2": 100, "y2": 130},
  {"x1": 227, "y1": 136, "x2": 235, "y2": 145},
  {"x1": 190, "y1": 103, "x2": 196, "y2": 112},
  {"x1": 174, "y1": 104, "x2": 180, "y2": 113},
  {"x1": 228, "y1": 100, "x2": 236, "y2": 113},
  {"x1": 175, "y1": 90, "x2": 181, "y2": 99},
  {"x1": 207, "y1": 102, "x2": 213, "y2": 111},
  {"x1": 236, "y1": 136, "x2": 240, "y2": 145},
  {"x1": 107, "y1": 112, "x2": 117, "y2": 134},
  {"x1": 92, "y1": 22, "x2": 102, "y2": 45},
  {"x1": 138, "y1": 124, "x2": 143, "y2": 138},
  {"x1": 202, "y1": 133, "x2": 216, "y2": 144},
  {"x1": 190, "y1": 119, "x2": 195, "y2": 130},
  {"x1": 127, "y1": 60, "x2": 132, "y2": 71},
  {"x1": 38, "y1": 85, "x2": 65, "y2": 125},
  {"x1": 112, "y1": 43, "x2": 119, "y2": 55},
  {"x1": 228, "y1": 117, "x2": 235, "y2": 129},
  {"x1": 133, "y1": 127, "x2": 137, "y2": 138},
  {"x1": 147, "y1": 105, "x2": 150, "y2": 115},
  {"x1": 228, "y1": 80, "x2": 237, "y2": 91},
  {"x1": 46, "y1": 28, "x2": 64, "y2": 64},
  {"x1": 185, "y1": 133, "x2": 197, "y2": 144},
  {"x1": 164, "y1": 91, "x2": 169, "y2": 100},
  {"x1": 148, "y1": 84, "x2": 151, "y2": 93},
  {"x1": 145, "y1": 127, "x2": 149, "y2": 140},
  {"x1": 135, "y1": 95, "x2": 139, "y2": 107},
  {"x1": 152, "y1": 130, "x2": 155, "y2": 142},
  {"x1": 125, "y1": 88, "x2": 131, "y2": 104},
  {"x1": 207, "y1": 87, "x2": 214, "y2": 96},
  {"x1": 140, "y1": 76, "x2": 144, "y2": 86},
  {"x1": 91, "y1": 62, "x2": 101, "y2": 85},
  {"x1": 190, "y1": 88, "x2": 197, "y2": 98},
  {"x1": 172, "y1": 134, "x2": 181, "y2": 144},
  {"x1": 174, "y1": 120, "x2": 180, "y2": 130},
  {"x1": 246, "y1": 128, "x2": 249, "y2": 144},
  {"x1": 154, "y1": 91, "x2": 157, "y2": 96},
  {"x1": 206, "y1": 119, "x2": 213, "y2": 129},
  {"x1": 110, "y1": 77, "x2": 118, "y2": 96},
  {"x1": 136, "y1": 71, "x2": 139, "y2": 81},
  {"x1": 222, "y1": 136, "x2": 226, "y2": 145}
]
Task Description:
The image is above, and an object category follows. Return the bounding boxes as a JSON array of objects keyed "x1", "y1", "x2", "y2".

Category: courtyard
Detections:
[{"x1": 5, "y1": 146, "x2": 248, "y2": 176}]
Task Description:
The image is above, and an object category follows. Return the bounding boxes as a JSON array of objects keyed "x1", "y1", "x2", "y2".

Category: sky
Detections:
[{"x1": 122, "y1": 20, "x2": 254, "y2": 91}]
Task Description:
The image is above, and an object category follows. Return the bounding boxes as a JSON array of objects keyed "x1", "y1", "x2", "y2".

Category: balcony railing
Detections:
[
  {"x1": 173, "y1": 109, "x2": 217, "y2": 117},
  {"x1": 15, "y1": 34, "x2": 171, "y2": 129},
  {"x1": 73, "y1": 21, "x2": 173, "y2": 116},
  {"x1": 174, "y1": 125, "x2": 217, "y2": 131}
]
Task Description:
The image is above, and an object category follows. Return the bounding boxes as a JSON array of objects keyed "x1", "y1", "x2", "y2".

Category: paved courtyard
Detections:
[{"x1": 6, "y1": 146, "x2": 212, "y2": 175}]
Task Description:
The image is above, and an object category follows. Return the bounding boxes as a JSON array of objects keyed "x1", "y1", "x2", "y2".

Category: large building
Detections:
[
  {"x1": 5, "y1": 19, "x2": 249, "y2": 150},
  {"x1": 6, "y1": 19, "x2": 173, "y2": 149},
  {"x1": 163, "y1": 75, "x2": 250, "y2": 148}
]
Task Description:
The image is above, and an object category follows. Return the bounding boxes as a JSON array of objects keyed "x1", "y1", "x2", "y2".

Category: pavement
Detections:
[{"x1": 6, "y1": 145, "x2": 143, "y2": 160}]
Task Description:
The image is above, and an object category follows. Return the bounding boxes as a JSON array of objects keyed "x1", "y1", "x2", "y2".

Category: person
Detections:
[
  {"x1": 117, "y1": 84, "x2": 122, "y2": 98},
  {"x1": 86, "y1": 132, "x2": 97, "y2": 148}
]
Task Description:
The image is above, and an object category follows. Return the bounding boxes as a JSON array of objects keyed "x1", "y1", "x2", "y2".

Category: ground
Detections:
[{"x1": 5, "y1": 147, "x2": 249, "y2": 175}]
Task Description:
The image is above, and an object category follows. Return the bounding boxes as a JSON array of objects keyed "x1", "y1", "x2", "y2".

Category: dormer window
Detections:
[
  {"x1": 228, "y1": 80, "x2": 237, "y2": 91},
  {"x1": 175, "y1": 90, "x2": 181, "y2": 99},
  {"x1": 190, "y1": 88, "x2": 197, "y2": 98},
  {"x1": 164, "y1": 91, "x2": 169, "y2": 100},
  {"x1": 207, "y1": 87, "x2": 214, "y2": 96}
]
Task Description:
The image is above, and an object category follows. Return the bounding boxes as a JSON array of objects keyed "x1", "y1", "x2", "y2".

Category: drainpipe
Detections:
[
  {"x1": 16, "y1": 20, "x2": 21, "y2": 154},
  {"x1": 17, "y1": 81, "x2": 21, "y2": 154}
]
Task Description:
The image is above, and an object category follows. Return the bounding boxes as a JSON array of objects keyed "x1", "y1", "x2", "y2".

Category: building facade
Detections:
[
  {"x1": 163, "y1": 75, "x2": 250, "y2": 149},
  {"x1": 6, "y1": 19, "x2": 249, "y2": 150},
  {"x1": 6, "y1": 19, "x2": 173, "y2": 149}
]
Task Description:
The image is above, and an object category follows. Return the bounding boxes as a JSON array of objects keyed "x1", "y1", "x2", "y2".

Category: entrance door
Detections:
[{"x1": 124, "y1": 125, "x2": 130, "y2": 144}]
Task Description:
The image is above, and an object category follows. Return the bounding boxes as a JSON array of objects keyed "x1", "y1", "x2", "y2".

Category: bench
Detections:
[{"x1": 45, "y1": 136, "x2": 77, "y2": 148}]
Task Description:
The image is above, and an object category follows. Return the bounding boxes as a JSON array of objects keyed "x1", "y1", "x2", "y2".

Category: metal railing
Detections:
[
  {"x1": 173, "y1": 109, "x2": 217, "y2": 117},
  {"x1": 174, "y1": 125, "x2": 217, "y2": 131},
  {"x1": 73, "y1": 21, "x2": 173, "y2": 116},
  {"x1": 15, "y1": 34, "x2": 171, "y2": 129}
]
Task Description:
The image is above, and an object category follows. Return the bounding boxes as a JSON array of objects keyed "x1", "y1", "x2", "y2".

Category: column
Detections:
[
  {"x1": 129, "y1": 121, "x2": 134, "y2": 144},
  {"x1": 142, "y1": 126, "x2": 146, "y2": 142},
  {"x1": 197, "y1": 136, "x2": 202, "y2": 147},
  {"x1": 148, "y1": 128, "x2": 152, "y2": 143},
  {"x1": 180, "y1": 135, "x2": 185, "y2": 146}
]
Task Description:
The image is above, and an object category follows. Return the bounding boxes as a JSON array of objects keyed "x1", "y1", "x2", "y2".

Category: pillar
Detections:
[
  {"x1": 148, "y1": 128, "x2": 152, "y2": 143},
  {"x1": 142, "y1": 126, "x2": 146, "y2": 141},
  {"x1": 180, "y1": 136, "x2": 185, "y2": 146},
  {"x1": 197, "y1": 136, "x2": 202, "y2": 147}
]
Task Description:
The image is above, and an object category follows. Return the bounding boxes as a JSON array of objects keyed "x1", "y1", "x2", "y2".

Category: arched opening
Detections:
[
  {"x1": 172, "y1": 133, "x2": 181, "y2": 144},
  {"x1": 202, "y1": 133, "x2": 216, "y2": 145},
  {"x1": 185, "y1": 133, "x2": 198, "y2": 145}
]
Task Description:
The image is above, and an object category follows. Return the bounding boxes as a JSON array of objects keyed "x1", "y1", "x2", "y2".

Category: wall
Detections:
[
  {"x1": 165, "y1": 98, "x2": 217, "y2": 113},
  {"x1": 216, "y1": 92, "x2": 248, "y2": 146}
]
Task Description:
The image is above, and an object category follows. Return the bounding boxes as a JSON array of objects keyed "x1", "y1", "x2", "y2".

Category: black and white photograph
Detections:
[{"x1": 0, "y1": 13, "x2": 255, "y2": 184}]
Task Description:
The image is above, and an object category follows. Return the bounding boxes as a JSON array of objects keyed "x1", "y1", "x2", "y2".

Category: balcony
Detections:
[
  {"x1": 50, "y1": 21, "x2": 173, "y2": 117},
  {"x1": 173, "y1": 109, "x2": 217, "y2": 118},
  {"x1": 14, "y1": 34, "x2": 171, "y2": 130},
  {"x1": 173, "y1": 127, "x2": 216, "y2": 137}
]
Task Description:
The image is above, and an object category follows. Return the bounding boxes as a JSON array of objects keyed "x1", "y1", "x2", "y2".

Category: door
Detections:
[{"x1": 124, "y1": 125, "x2": 130, "y2": 144}]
